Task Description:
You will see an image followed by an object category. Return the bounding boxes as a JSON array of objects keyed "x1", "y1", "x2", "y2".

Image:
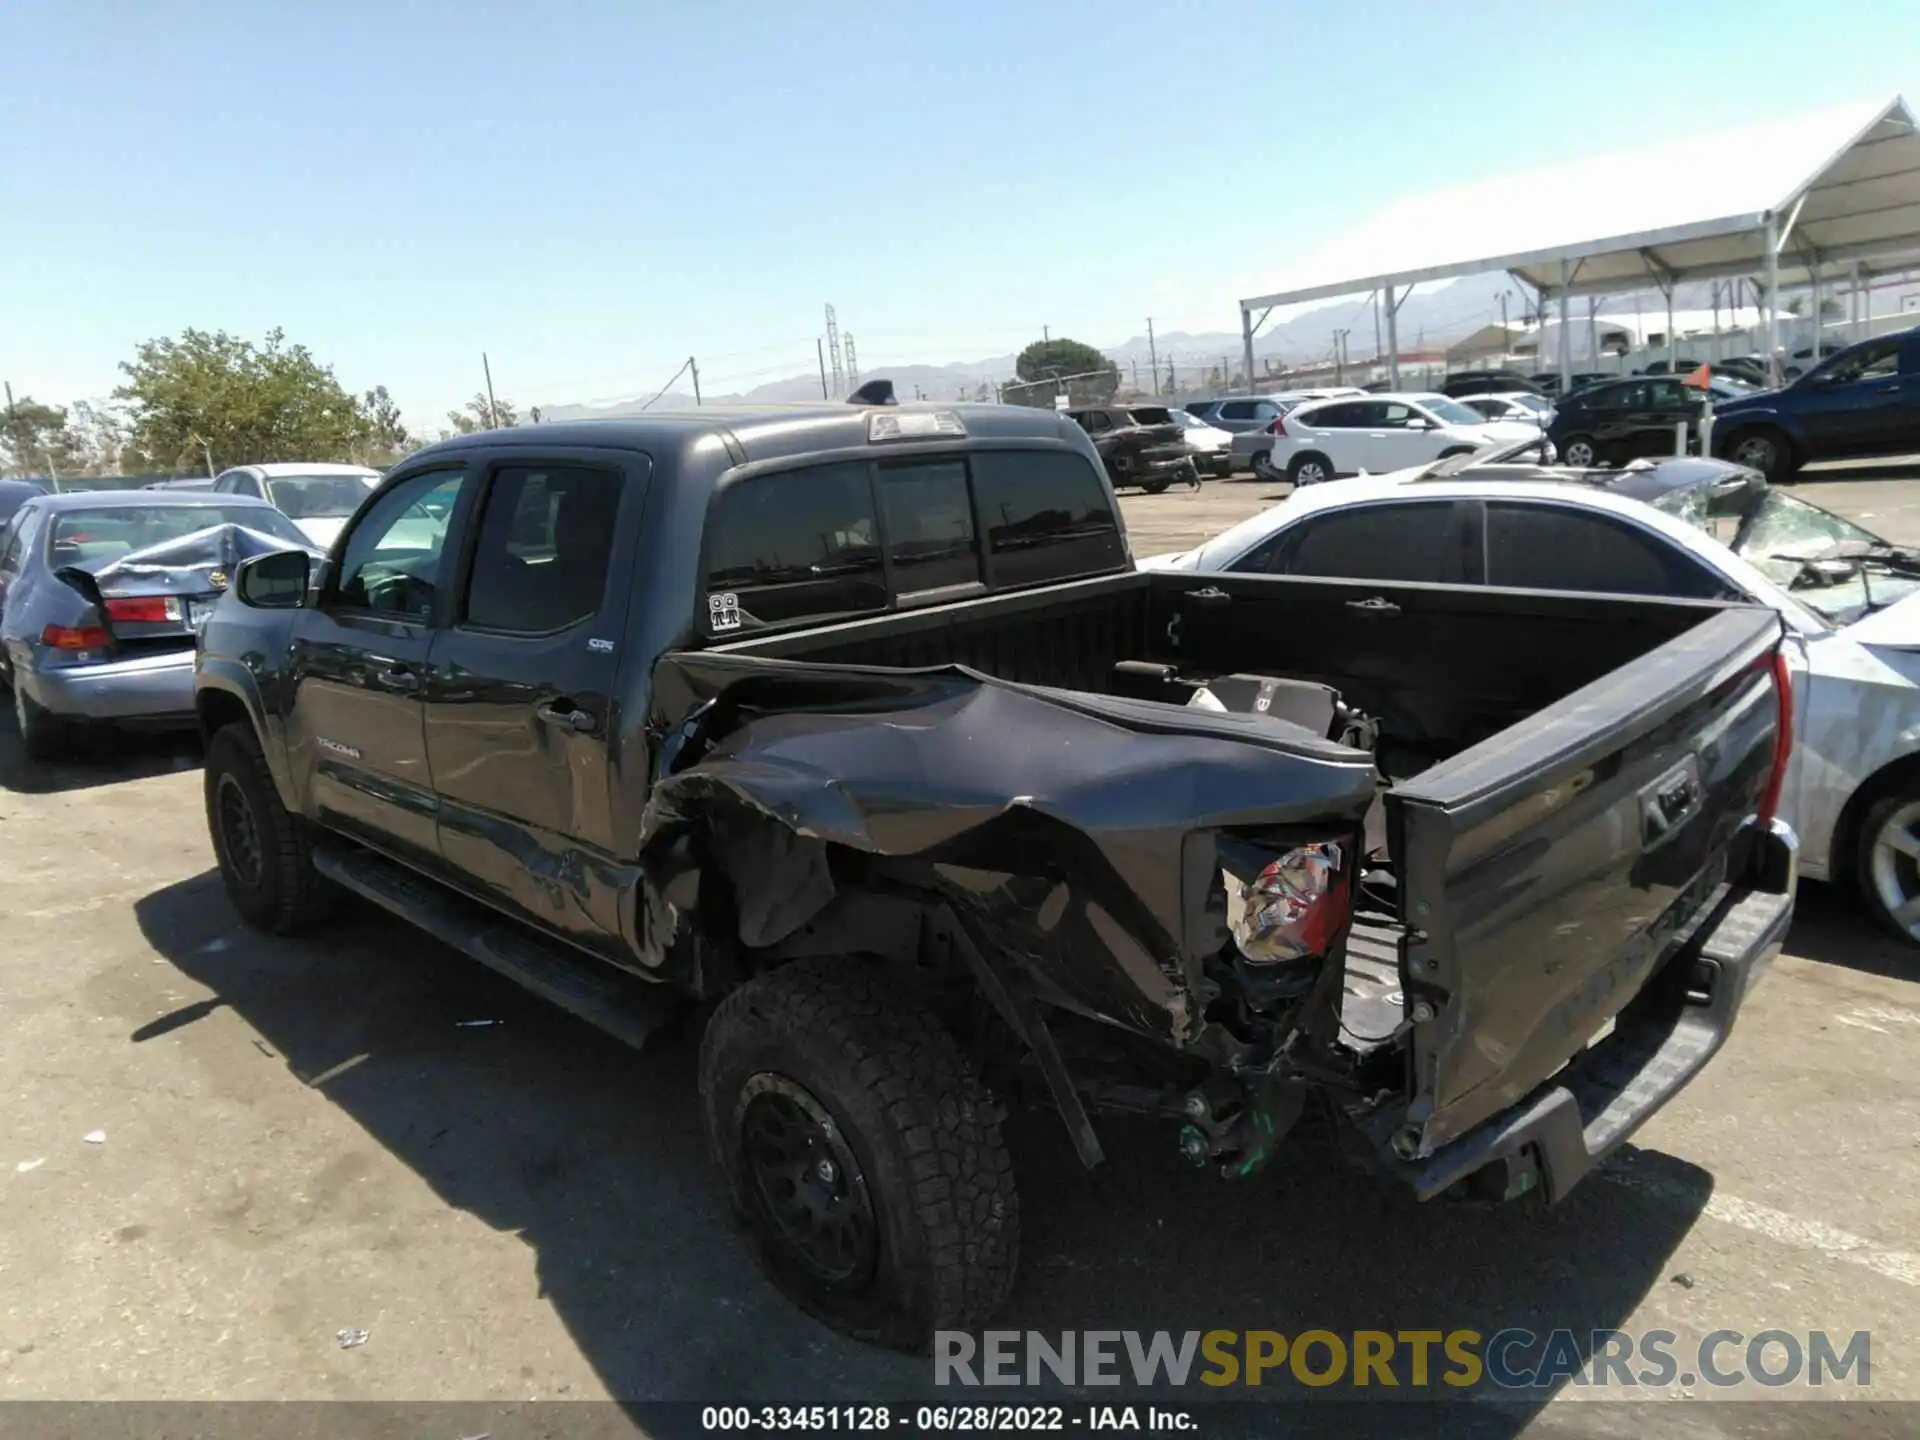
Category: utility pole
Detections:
[
  {"x1": 1043, "y1": 325, "x2": 1050, "y2": 344},
  {"x1": 843, "y1": 333, "x2": 858, "y2": 389},
  {"x1": 482, "y1": 352, "x2": 500, "y2": 428},
  {"x1": 1372, "y1": 292, "x2": 1383, "y2": 375},
  {"x1": 1146, "y1": 318, "x2": 1159, "y2": 397},
  {"x1": 817, "y1": 339, "x2": 830, "y2": 399},
  {"x1": 690, "y1": 356, "x2": 701, "y2": 406},
  {"x1": 1130, "y1": 359, "x2": 1139, "y2": 391},
  {"x1": 1333, "y1": 328, "x2": 1350, "y2": 383},
  {"x1": 825, "y1": 304, "x2": 845, "y2": 397}
]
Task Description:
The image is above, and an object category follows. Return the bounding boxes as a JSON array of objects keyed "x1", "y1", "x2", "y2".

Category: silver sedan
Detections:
[{"x1": 0, "y1": 492, "x2": 316, "y2": 759}]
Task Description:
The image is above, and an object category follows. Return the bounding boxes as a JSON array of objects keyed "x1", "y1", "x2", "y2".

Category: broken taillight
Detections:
[
  {"x1": 1228, "y1": 842, "x2": 1351, "y2": 963},
  {"x1": 1756, "y1": 648, "x2": 1794, "y2": 829},
  {"x1": 104, "y1": 596, "x2": 183, "y2": 624}
]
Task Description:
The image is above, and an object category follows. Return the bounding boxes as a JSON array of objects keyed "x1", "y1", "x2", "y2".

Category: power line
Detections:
[{"x1": 635, "y1": 357, "x2": 695, "y2": 412}]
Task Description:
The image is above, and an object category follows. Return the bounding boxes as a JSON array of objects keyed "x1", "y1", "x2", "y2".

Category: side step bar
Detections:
[{"x1": 312, "y1": 843, "x2": 678, "y2": 1052}]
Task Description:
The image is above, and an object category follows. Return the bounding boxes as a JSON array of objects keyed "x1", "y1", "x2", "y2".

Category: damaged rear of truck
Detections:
[
  {"x1": 635, "y1": 572, "x2": 1796, "y2": 1346},
  {"x1": 197, "y1": 401, "x2": 1798, "y2": 1352}
]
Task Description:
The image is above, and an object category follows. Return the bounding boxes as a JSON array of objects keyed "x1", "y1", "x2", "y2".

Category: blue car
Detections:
[
  {"x1": 0, "y1": 491, "x2": 315, "y2": 758},
  {"x1": 1711, "y1": 326, "x2": 1920, "y2": 481}
]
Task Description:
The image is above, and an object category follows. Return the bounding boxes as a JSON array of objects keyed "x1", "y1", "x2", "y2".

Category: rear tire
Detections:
[
  {"x1": 1559, "y1": 434, "x2": 1601, "y2": 467},
  {"x1": 1287, "y1": 451, "x2": 1333, "y2": 486},
  {"x1": 204, "y1": 722, "x2": 338, "y2": 934},
  {"x1": 700, "y1": 958, "x2": 1019, "y2": 1352},
  {"x1": 1248, "y1": 451, "x2": 1274, "y2": 480},
  {"x1": 1142, "y1": 480, "x2": 1170, "y2": 495},
  {"x1": 13, "y1": 682, "x2": 71, "y2": 762},
  {"x1": 1857, "y1": 790, "x2": 1920, "y2": 949},
  {"x1": 1724, "y1": 426, "x2": 1796, "y2": 484}
]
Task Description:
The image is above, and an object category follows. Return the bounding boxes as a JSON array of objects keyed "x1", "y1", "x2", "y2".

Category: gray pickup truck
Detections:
[{"x1": 192, "y1": 394, "x2": 1797, "y2": 1351}]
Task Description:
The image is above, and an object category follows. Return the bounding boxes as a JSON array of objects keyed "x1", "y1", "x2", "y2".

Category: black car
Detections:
[
  {"x1": 1640, "y1": 359, "x2": 1703, "y2": 376},
  {"x1": 1709, "y1": 356, "x2": 1770, "y2": 387},
  {"x1": 1529, "y1": 371, "x2": 1616, "y2": 397},
  {"x1": 1440, "y1": 369, "x2": 1545, "y2": 399},
  {"x1": 1547, "y1": 375, "x2": 1706, "y2": 467},
  {"x1": 1065, "y1": 404, "x2": 1198, "y2": 492}
]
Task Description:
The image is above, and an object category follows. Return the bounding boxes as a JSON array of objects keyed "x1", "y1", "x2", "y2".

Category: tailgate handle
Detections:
[
  {"x1": 1345, "y1": 596, "x2": 1400, "y2": 615},
  {"x1": 1641, "y1": 758, "x2": 1704, "y2": 846},
  {"x1": 1184, "y1": 586, "x2": 1232, "y2": 608}
]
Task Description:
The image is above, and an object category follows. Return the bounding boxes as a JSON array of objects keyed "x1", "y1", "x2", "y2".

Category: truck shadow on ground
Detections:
[
  {"x1": 1781, "y1": 877, "x2": 1919, "y2": 982},
  {"x1": 0, "y1": 712, "x2": 201, "y2": 796},
  {"x1": 136, "y1": 872, "x2": 1707, "y2": 1432}
]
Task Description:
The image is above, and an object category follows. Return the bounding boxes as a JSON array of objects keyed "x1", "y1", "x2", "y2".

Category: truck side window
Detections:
[
  {"x1": 1485, "y1": 502, "x2": 1722, "y2": 598},
  {"x1": 464, "y1": 464, "x2": 622, "y2": 633},
  {"x1": 705, "y1": 462, "x2": 885, "y2": 627},
  {"x1": 879, "y1": 460, "x2": 980, "y2": 595},
  {"x1": 970, "y1": 450, "x2": 1124, "y2": 588},
  {"x1": 333, "y1": 469, "x2": 466, "y2": 621}
]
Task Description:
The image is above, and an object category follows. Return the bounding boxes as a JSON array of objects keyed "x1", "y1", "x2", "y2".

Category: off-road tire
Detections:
[
  {"x1": 700, "y1": 957, "x2": 1019, "y2": 1351},
  {"x1": 205, "y1": 723, "x2": 338, "y2": 934},
  {"x1": 13, "y1": 683, "x2": 71, "y2": 762}
]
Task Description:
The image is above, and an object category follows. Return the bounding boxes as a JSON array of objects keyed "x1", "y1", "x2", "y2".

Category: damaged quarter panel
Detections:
[{"x1": 637, "y1": 652, "x2": 1375, "y2": 1041}]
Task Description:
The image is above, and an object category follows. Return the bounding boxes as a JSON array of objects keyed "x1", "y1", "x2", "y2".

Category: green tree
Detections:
[
  {"x1": 1013, "y1": 337, "x2": 1117, "y2": 402},
  {"x1": 2, "y1": 395, "x2": 69, "y2": 477},
  {"x1": 444, "y1": 392, "x2": 519, "y2": 434},
  {"x1": 360, "y1": 385, "x2": 412, "y2": 460},
  {"x1": 114, "y1": 327, "x2": 372, "y2": 473}
]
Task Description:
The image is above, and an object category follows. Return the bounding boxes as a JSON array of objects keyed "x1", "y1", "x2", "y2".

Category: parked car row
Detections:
[
  {"x1": 1252, "y1": 391, "x2": 1541, "y2": 484},
  {"x1": 1141, "y1": 435, "x2": 1920, "y2": 948}
]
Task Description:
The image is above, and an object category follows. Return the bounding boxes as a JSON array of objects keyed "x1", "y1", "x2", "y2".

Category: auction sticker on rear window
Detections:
[{"x1": 708, "y1": 591, "x2": 742, "y2": 631}]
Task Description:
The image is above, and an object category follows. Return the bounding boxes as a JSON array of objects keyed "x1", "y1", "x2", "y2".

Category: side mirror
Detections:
[
  {"x1": 1411, "y1": 417, "x2": 1437, "y2": 431},
  {"x1": 235, "y1": 549, "x2": 311, "y2": 609}
]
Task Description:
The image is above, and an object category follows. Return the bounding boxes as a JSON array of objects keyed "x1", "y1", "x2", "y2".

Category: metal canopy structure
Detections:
[{"x1": 1238, "y1": 96, "x2": 1920, "y2": 387}]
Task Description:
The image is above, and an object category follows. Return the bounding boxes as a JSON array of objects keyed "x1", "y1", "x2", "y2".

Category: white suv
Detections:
[{"x1": 1266, "y1": 392, "x2": 1540, "y2": 485}]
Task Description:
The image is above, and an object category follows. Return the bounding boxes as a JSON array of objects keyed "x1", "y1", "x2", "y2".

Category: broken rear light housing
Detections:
[
  {"x1": 1226, "y1": 841, "x2": 1350, "y2": 964},
  {"x1": 104, "y1": 596, "x2": 183, "y2": 624}
]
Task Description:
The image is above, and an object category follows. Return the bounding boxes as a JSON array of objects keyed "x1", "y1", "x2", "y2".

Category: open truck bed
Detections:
[{"x1": 661, "y1": 564, "x2": 1794, "y2": 1198}]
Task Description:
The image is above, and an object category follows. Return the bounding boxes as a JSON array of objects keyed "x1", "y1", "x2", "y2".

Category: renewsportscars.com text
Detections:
[{"x1": 934, "y1": 1329, "x2": 1872, "y2": 1390}]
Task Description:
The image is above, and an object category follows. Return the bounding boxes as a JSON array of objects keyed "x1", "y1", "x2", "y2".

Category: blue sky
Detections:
[{"x1": 4, "y1": 0, "x2": 1919, "y2": 426}]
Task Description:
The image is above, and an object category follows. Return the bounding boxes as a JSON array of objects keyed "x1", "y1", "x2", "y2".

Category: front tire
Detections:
[
  {"x1": 13, "y1": 682, "x2": 71, "y2": 762},
  {"x1": 204, "y1": 723, "x2": 338, "y2": 934},
  {"x1": 700, "y1": 958, "x2": 1019, "y2": 1351},
  {"x1": 1858, "y1": 791, "x2": 1920, "y2": 948}
]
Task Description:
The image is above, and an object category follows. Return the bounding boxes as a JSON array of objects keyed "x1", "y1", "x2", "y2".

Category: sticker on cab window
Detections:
[{"x1": 708, "y1": 592, "x2": 742, "y2": 632}]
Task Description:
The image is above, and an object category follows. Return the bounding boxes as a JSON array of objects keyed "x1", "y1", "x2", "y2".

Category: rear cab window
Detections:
[{"x1": 702, "y1": 448, "x2": 1123, "y2": 633}]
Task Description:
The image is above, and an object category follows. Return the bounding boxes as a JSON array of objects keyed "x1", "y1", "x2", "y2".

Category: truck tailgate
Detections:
[{"x1": 1387, "y1": 603, "x2": 1787, "y2": 1157}]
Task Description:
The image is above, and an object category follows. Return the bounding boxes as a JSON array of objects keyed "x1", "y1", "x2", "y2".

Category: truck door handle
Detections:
[
  {"x1": 1346, "y1": 596, "x2": 1400, "y2": 615},
  {"x1": 536, "y1": 700, "x2": 597, "y2": 735},
  {"x1": 370, "y1": 662, "x2": 418, "y2": 693},
  {"x1": 1875, "y1": 382, "x2": 1900, "y2": 393}
]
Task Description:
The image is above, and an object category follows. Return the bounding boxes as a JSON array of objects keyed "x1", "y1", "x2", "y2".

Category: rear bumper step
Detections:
[
  {"x1": 312, "y1": 843, "x2": 678, "y2": 1051},
  {"x1": 1399, "y1": 883, "x2": 1792, "y2": 1204}
]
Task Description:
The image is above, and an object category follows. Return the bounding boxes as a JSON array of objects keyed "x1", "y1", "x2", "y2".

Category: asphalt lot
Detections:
[{"x1": 1, "y1": 461, "x2": 1917, "y2": 1434}]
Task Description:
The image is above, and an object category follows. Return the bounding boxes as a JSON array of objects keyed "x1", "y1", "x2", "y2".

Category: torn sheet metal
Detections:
[
  {"x1": 638, "y1": 653, "x2": 1375, "y2": 1043},
  {"x1": 68, "y1": 523, "x2": 322, "y2": 598}
]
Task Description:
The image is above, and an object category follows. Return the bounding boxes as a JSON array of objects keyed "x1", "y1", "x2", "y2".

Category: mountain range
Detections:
[{"x1": 537, "y1": 272, "x2": 1739, "y2": 418}]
